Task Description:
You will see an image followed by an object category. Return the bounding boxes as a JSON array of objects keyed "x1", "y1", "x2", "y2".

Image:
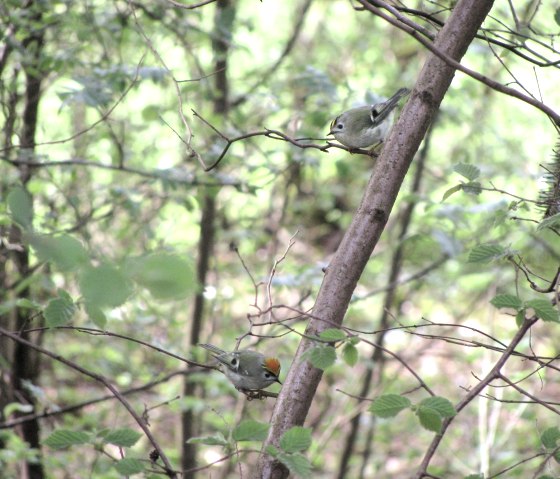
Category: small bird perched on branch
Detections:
[
  {"x1": 199, "y1": 343, "x2": 281, "y2": 395},
  {"x1": 329, "y1": 87, "x2": 410, "y2": 149}
]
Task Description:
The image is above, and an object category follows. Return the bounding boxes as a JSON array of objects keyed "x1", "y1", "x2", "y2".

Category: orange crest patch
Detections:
[{"x1": 263, "y1": 357, "x2": 281, "y2": 376}]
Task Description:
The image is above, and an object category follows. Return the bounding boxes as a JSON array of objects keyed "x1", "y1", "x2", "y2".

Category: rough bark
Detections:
[{"x1": 255, "y1": 0, "x2": 495, "y2": 477}]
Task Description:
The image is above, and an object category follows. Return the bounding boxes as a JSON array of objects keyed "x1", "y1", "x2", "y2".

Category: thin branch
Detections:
[
  {"x1": 166, "y1": 0, "x2": 217, "y2": 9},
  {"x1": 358, "y1": 0, "x2": 560, "y2": 127},
  {"x1": 0, "y1": 54, "x2": 146, "y2": 153},
  {"x1": 0, "y1": 326, "x2": 178, "y2": 478},
  {"x1": 0, "y1": 370, "x2": 188, "y2": 430}
]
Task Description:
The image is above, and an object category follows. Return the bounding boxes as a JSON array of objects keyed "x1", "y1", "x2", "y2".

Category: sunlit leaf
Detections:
[
  {"x1": 79, "y1": 264, "x2": 133, "y2": 308},
  {"x1": 369, "y1": 394, "x2": 411, "y2": 418}
]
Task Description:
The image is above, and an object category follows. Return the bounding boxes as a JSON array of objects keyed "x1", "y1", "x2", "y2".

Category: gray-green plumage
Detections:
[
  {"x1": 329, "y1": 87, "x2": 410, "y2": 149},
  {"x1": 199, "y1": 343, "x2": 281, "y2": 391}
]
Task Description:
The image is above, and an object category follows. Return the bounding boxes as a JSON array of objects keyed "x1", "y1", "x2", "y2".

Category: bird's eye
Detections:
[
  {"x1": 336, "y1": 124, "x2": 343, "y2": 129},
  {"x1": 264, "y1": 372, "x2": 273, "y2": 379},
  {"x1": 230, "y1": 357, "x2": 238, "y2": 366}
]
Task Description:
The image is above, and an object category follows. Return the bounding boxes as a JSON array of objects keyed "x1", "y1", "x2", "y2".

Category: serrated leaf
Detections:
[
  {"x1": 276, "y1": 451, "x2": 312, "y2": 477},
  {"x1": 85, "y1": 302, "x2": 107, "y2": 328},
  {"x1": 114, "y1": 457, "x2": 144, "y2": 475},
  {"x1": 318, "y1": 328, "x2": 346, "y2": 342},
  {"x1": 442, "y1": 184, "x2": 462, "y2": 202},
  {"x1": 537, "y1": 212, "x2": 560, "y2": 231},
  {"x1": 525, "y1": 299, "x2": 559, "y2": 322},
  {"x1": 416, "y1": 405, "x2": 442, "y2": 432},
  {"x1": 490, "y1": 294, "x2": 523, "y2": 310},
  {"x1": 467, "y1": 244, "x2": 506, "y2": 263},
  {"x1": 233, "y1": 420, "x2": 270, "y2": 442},
  {"x1": 44, "y1": 297, "x2": 76, "y2": 327},
  {"x1": 125, "y1": 252, "x2": 196, "y2": 300},
  {"x1": 103, "y1": 428, "x2": 142, "y2": 447},
  {"x1": 305, "y1": 346, "x2": 336, "y2": 370},
  {"x1": 342, "y1": 343, "x2": 358, "y2": 367},
  {"x1": 369, "y1": 394, "x2": 411, "y2": 418},
  {"x1": 419, "y1": 397, "x2": 456, "y2": 418},
  {"x1": 79, "y1": 264, "x2": 133, "y2": 308},
  {"x1": 7, "y1": 186, "x2": 33, "y2": 229},
  {"x1": 186, "y1": 434, "x2": 228, "y2": 446},
  {"x1": 541, "y1": 426, "x2": 560, "y2": 448},
  {"x1": 279, "y1": 426, "x2": 312, "y2": 453},
  {"x1": 43, "y1": 429, "x2": 90, "y2": 449},
  {"x1": 29, "y1": 234, "x2": 89, "y2": 272},
  {"x1": 454, "y1": 163, "x2": 480, "y2": 181}
]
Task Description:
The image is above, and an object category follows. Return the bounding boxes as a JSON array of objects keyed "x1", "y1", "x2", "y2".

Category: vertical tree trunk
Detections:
[
  {"x1": 255, "y1": 0, "x2": 495, "y2": 477},
  {"x1": 337, "y1": 125, "x2": 434, "y2": 479},
  {"x1": 6, "y1": 2, "x2": 46, "y2": 478},
  {"x1": 181, "y1": 1, "x2": 234, "y2": 476}
]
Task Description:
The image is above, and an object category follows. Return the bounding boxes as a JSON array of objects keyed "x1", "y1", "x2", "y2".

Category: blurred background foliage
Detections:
[{"x1": 1, "y1": 0, "x2": 560, "y2": 477}]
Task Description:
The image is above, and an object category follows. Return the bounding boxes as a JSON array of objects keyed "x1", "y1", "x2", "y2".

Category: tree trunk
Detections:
[{"x1": 255, "y1": 0, "x2": 495, "y2": 477}]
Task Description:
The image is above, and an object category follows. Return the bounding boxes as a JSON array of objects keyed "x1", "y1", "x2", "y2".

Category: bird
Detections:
[
  {"x1": 328, "y1": 87, "x2": 410, "y2": 149},
  {"x1": 199, "y1": 343, "x2": 281, "y2": 392}
]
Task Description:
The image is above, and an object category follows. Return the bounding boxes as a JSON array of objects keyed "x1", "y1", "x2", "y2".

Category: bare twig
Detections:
[
  {"x1": 0, "y1": 326, "x2": 178, "y2": 478},
  {"x1": 358, "y1": 0, "x2": 560, "y2": 127}
]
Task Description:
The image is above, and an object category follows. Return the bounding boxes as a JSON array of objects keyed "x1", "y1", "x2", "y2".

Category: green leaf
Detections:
[
  {"x1": 279, "y1": 426, "x2": 312, "y2": 453},
  {"x1": 29, "y1": 234, "x2": 89, "y2": 272},
  {"x1": 318, "y1": 328, "x2": 346, "y2": 342},
  {"x1": 342, "y1": 343, "x2": 358, "y2": 367},
  {"x1": 416, "y1": 405, "x2": 442, "y2": 432},
  {"x1": 537, "y1": 212, "x2": 560, "y2": 231},
  {"x1": 265, "y1": 444, "x2": 280, "y2": 457},
  {"x1": 490, "y1": 294, "x2": 523, "y2": 310},
  {"x1": 85, "y1": 302, "x2": 107, "y2": 328},
  {"x1": 114, "y1": 457, "x2": 145, "y2": 475},
  {"x1": 442, "y1": 184, "x2": 462, "y2": 202},
  {"x1": 186, "y1": 434, "x2": 228, "y2": 446},
  {"x1": 515, "y1": 310, "x2": 526, "y2": 327},
  {"x1": 525, "y1": 299, "x2": 559, "y2": 322},
  {"x1": 464, "y1": 475, "x2": 484, "y2": 479},
  {"x1": 16, "y1": 298, "x2": 41, "y2": 310},
  {"x1": 536, "y1": 475, "x2": 555, "y2": 479},
  {"x1": 454, "y1": 163, "x2": 480, "y2": 181},
  {"x1": 276, "y1": 451, "x2": 312, "y2": 477},
  {"x1": 467, "y1": 244, "x2": 506, "y2": 263},
  {"x1": 79, "y1": 264, "x2": 133, "y2": 308},
  {"x1": 103, "y1": 428, "x2": 142, "y2": 447},
  {"x1": 554, "y1": 7, "x2": 560, "y2": 26},
  {"x1": 125, "y1": 252, "x2": 196, "y2": 300},
  {"x1": 233, "y1": 420, "x2": 270, "y2": 442},
  {"x1": 44, "y1": 296, "x2": 76, "y2": 327},
  {"x1": 304, "y1": 346, "x2": 336, "y2": 370},
  {"x1": 7, "y1": 186, "x2": 33, "y2": 229},
  {"x1": 369, "y1": 394, "x2": 411, "y2": 418},
  {"x1": 43, "y1": 429, "x2": 90, "y2": 449},
  {"x1": 541, "y1": 426, "x2": 560, "y2": 448},
  {"x1": 462, "y1": 181, "x2": 482, "y2": 196},
  {"x1": 419, "y1": 396, "x2": 456, "y2": 418}
]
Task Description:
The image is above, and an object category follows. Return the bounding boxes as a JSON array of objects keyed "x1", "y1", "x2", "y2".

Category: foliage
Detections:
[{"x1": 1, "y1": 0, "x2": 560, "y2": 478}]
